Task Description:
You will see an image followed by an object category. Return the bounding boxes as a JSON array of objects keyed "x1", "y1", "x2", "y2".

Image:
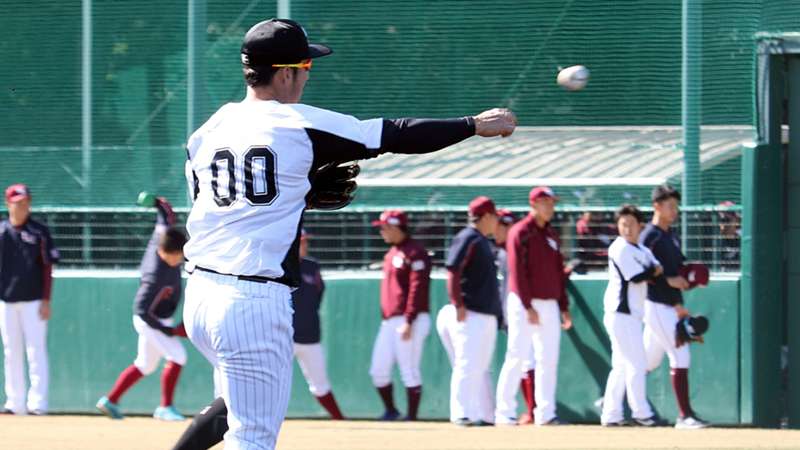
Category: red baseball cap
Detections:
[
  {"x1": 679, "y1": 263, "x2": 710, "y2": 289},
  {"x1": 372, "y1": 209, "x2": 409, "y2": 228},
  {"x1": 5, "y1": 184, "x2": 30, "y2": 203},
  {"x1": 468, "y1": 196, "x2": 497, "y2": 218},
  {"x1": 529, "y1": 186, "x2": 558, "y2": 203},
  {"x1": 497, "y1": 208, "x2": 517, "y2": 225}
]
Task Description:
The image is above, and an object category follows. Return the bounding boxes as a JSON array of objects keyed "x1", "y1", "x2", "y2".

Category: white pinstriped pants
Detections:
[{"x1": 184, "y1": 270, "x2": 293, "y2": 450}]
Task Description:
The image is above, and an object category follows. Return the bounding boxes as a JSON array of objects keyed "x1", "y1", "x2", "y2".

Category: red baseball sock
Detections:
[
  {"x1": 376, "y1": 384, "x2": 398, "y2": 413},
  {"x1": 670, "y1": 368, "x2": 693, "y2": 418},
  {"x1": 108, "y1": 365, "x2": 144, "y2": 404},
  {"x1": 406, "y1": 386, "x2": 422, "y2": 420},
  {"x1": 316, "y1": 392, "x2": 344, "y2": 420},
  {"x1": 520, "y1": 370, "x2": 536, "y2": 416},
  {"x1": 161, "y1": 362, "x2": 183, "y2": 407}
]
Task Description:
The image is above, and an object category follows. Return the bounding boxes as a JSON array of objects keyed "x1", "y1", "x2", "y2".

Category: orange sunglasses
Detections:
[{"x1": 271, "y1": 59, "x2": 313, "y2": 71}]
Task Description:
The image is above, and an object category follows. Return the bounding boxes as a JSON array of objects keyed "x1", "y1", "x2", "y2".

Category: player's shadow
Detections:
[{"x1": 566, "y1": 281, "x2": 612, "y2": 386}]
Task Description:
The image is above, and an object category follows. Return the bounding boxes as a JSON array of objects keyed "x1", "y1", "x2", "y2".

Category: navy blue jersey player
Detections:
[{"x1": 96, "y1": 195, "x2": 189, "y2": 421}]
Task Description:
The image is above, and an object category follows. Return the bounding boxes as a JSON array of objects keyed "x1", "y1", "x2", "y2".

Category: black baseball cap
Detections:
[{"x1": 241, "y1": 19, "x2": 332, "y2": 67}]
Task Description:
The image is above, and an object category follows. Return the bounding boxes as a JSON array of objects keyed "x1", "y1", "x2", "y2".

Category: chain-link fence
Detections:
[{"x1": 26, "y1": 206, "x2": 740, "y2": 272}]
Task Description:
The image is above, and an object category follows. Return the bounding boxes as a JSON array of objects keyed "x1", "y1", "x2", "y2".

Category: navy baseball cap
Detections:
[{"x1": 241, "y1": 19, "x2": 332, "y2": 67}]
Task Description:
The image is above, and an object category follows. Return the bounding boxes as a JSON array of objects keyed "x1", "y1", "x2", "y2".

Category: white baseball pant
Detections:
[
  {"x1": 446, "y1": 306, "x2": 497, "y2": 423},
  {"x1": 293, "y1": 343, "x2": 331, "y2": 397},
  {"x1": 643, "y1": 301, "x2": 690, "y2": 370},
  {"x1": 601, "y1": 312, "x2": 654, "y2": 424},
  {"x1": 369, "y1": 313, "x2": 430, "y2": 388},
  {"x1": 0, "y1": 300, "x2": 48, "y2": 414},
  {"x1": 132, "y1": 315, "x2": 187, "y2": 375},
  {"x1": 435, "y1": 304, "x2": 495, "y2": 423},
  {"x1": 496, "y1": 295, "x2": 561, "y2": 424},
  {"x1": 184, "y1": 270, "x2": 294, "y2": 450}
]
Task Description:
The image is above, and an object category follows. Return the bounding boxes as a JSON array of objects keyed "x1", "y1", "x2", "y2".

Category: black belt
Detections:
[{"x1": 193, "y1": 266, "x2": 294, "y2": 288}]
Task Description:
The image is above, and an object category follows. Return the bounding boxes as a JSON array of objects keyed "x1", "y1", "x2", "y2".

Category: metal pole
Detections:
[
  {"x1": 187, "y1": 0, "x2": 206, "y2": 137},
  {"x1": 681, "y1": 0, "x2": 701, "y2": 253},
  {"x1": 82, "y1": 0, "x2": 92, "y2": 263},
  {"x1": 278, "y1": 0, "x2": 290, "y2": 18}
]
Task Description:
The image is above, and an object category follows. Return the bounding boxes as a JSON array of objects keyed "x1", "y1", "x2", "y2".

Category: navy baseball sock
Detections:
[
  {"x1": 172, "y1": 397, "x2": 228, "y2": 450},
  {"x1": 405, "y1": 386, "x2": 422, "y2": 420},
  {"x1": 377, "y1": 384, "x2": 399, "y2": 414}
]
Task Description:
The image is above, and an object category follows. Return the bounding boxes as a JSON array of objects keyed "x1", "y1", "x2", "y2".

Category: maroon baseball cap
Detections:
[
  {"x1": 468, "y1": 196, "x2": 497, "y2": 218},
  {"x1": 679, "y1": 263, "x2": 710, "y2": 289},
  {"x1": 497, "y1": 209, "x2": 517, "y2": 225},
  {"x1": 372, "y1": 209, "x2": 409, "y2": 228},
  {"x1": 5, "y1": 184, "x2": 30, "y2": 203},
  {"x1": 529, "y1": 186, "x2": 558, "y2": 203}
]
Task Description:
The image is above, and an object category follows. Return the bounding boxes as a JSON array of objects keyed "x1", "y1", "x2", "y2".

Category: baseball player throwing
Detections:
[
  {"x1": 370, "y1": 210, "x2": 431, "y2": 421},
  {"x1": 495, "y1": 187, "x2": 571, "y2": 426},
  {"x1": 640, "y1": 185, "x2": 709, "y2": 429},
  {"x1": 180, "y1": 18, "x2": 516, "y2": 450},
  {"x1": 439, "y1": 196, "x2": 500, "y2": 426},
  {"x1": 600, "y1": 204, "x2": 662, "y2": 427},
  {"x1": 96, "y1": 195, "x2": 189, "y2": 421},
  {"x1": 0, "y1": 184, "x2": 59, "y2": 415}
]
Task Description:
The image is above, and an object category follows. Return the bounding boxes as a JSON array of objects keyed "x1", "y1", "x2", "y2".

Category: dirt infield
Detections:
[{"x1": 3, "y1": 415, "x2": 799, "y2": 450}]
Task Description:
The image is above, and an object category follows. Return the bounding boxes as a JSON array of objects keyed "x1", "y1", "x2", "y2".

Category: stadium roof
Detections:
[{"x1": 358, "y1": 125, "x2": 754, "y2": 187}]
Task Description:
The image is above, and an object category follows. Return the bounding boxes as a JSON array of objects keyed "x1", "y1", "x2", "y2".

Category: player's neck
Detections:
[
  {"x1": 652, "y1": 215, "x2": 671, "y2": 231},
  {"x1": 245, "y1": 85, "x2": 289, "y2": 103}
]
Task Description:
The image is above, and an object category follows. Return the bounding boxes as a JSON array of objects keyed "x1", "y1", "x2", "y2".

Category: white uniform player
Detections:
[
  {"x1": 600, "y1": 205, "x2": 661, "y2": 426},
  {"x1": 182, "y1": 18, "x2": 516, "y2": 450}
]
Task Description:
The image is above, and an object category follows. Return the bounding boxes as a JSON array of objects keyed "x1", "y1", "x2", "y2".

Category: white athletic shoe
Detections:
[
  {"x1": 675, "y1": 415, "x2": 710, "y2": 429},
  {"x1": 153, "y1": 405, "x2": 185, "y2": 421},
  {"x1": 494, "y1": 415, "x2": 518, "y2": 426}
]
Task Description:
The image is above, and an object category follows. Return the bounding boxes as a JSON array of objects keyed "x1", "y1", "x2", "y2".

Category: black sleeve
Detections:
[
  {"x1": 379, "y1": 117, "x2": 476, "y2": 155},
  {"x1": 306, "y1": 117, "x2": 475, "y2": 168},
  {"x1": 630, "y1": 265, "x2": 657, "y2": 283}
]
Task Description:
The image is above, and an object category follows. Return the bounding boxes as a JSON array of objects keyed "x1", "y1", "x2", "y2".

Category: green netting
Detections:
[{"x1": 2, "y1": 0, "x2": 800, "y2": 208}]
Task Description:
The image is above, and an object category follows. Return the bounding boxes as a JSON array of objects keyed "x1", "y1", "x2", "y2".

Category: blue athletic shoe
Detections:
[
  {"x1": 96, "y1": 396, "x2": 124, "y2": 420},
  {"x1": 153, "y1": 405, "x2": 186, "y2": 421},
  {"x1": 379, "y1": 409, "x2": 401, "y2": 421}
]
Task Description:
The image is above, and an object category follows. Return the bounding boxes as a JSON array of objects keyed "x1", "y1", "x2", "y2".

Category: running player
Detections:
[
  {"x1": 181, "y1": 18, "x2": 516, "y2": 449},
  {"x1": 600, "y1": 204, "x2": 662, "y2": 427},
  {"x1": 640, "y1": 184, "x2": 709, "y2": 429},
  {"x1": 0, "y1": 184, "x2": 59, "y2": 415},
  {"x1": 96, "y1": 195, "x2": 188, "y2": 421},
  {"x1": 495, "y1": 187, "x2": 571, "y2": 426},
  {"x1": 369, "y1": 210, "x2": 431, "y2": 421},
  {"x1": 292, "y1": 229, "x2": 344, "y2": 420},
  {"x1": 441, "y1": 196, "x2": 500, "y2": 426}
]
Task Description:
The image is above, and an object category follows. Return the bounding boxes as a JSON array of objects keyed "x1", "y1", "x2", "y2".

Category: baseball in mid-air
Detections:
[{"x1": 557, "y1": 65, "x2": 590, "y2": 91}]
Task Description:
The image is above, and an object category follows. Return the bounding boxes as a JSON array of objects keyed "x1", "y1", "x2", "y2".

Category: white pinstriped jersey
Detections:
[
  {"x1": 184, "y1": 100, "x2": 383, "y2": 282},
  {"x1": 603, "y1": 237, "x2": 661, "y2": 319}
]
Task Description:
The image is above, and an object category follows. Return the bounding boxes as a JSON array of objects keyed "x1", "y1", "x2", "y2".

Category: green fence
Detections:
[{"x1": 2, "y1": 273, "x2": 740, "y2": 423}]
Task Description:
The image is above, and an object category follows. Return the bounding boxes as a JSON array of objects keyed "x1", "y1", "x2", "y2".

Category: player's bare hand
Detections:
[
  {"x1": 456, "y1": 306, "x2": 467, "y2": 322},
  {"x1": 675, "y1": 305, "x2": 690, "y2": 319},
  {"x1": 526, "y1": 307, "x2": 539, "y2": 325},
  {"x1": 474, "y1": 108, "x2": 517, "y2": 138},
  {"x1": 667, "y1": 276, "x2": 690, "y2": 290},
  {"x1": 39, "y1": 301, "x2": 51, "y2": 321},
  {"x1": 561, "y1": 311, "x2": 573, "y2": 330},
  {"x1": 398, "y1": 322, "x2": 412, "y2": 341}
]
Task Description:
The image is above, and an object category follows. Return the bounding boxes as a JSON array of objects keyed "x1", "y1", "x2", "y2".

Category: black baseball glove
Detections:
[
  {"x1": 675, "y1": 315, "x2": 709, "y2": 347},
  {"x1": 306, "y1": 161, "x2": 360, "y2": 211}
]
